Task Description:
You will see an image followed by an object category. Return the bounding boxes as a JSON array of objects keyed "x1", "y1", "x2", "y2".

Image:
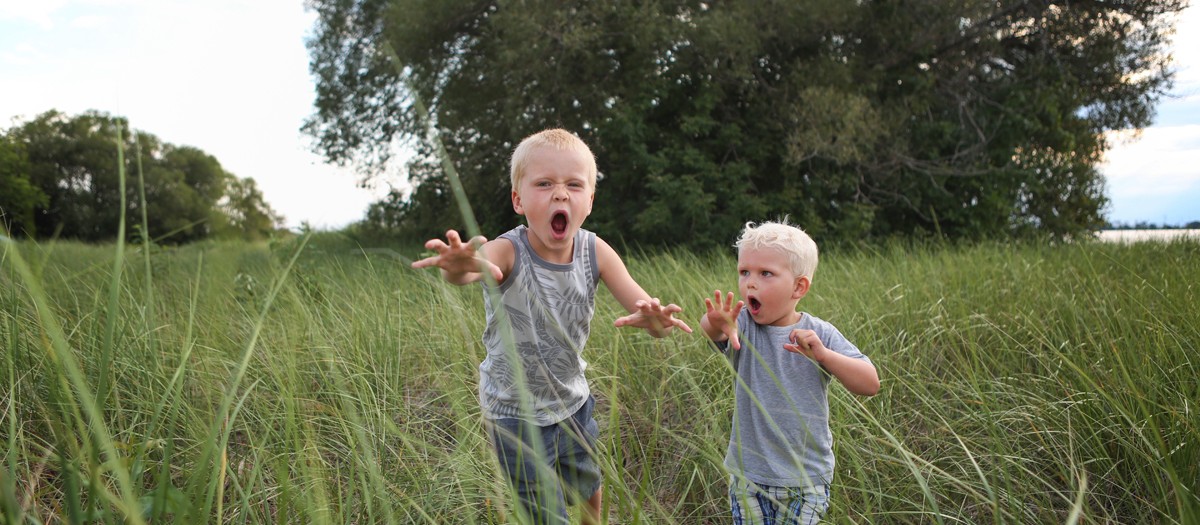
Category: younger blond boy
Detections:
[
  {"x1": 413, "y1": 129, "x2": 692, "y2": 524},
  {"x1": 700, "y1": 220, "x2": 880, "y2": 524}
]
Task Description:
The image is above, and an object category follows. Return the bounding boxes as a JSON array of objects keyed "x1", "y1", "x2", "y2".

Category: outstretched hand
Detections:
[
  {"x1": 613, "y1": 298, "x2": 693, "y2": 337},
  {"x1": 410, "y1": 230, "x2": 504, "y2": 283},
  {"x1": 703, "y1": 290, "x2": 743, "y2": 349}
]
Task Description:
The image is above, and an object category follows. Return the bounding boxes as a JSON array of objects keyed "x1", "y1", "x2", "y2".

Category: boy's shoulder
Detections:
[
  {"x1": 478, "y1": 228, "x2": 520, "y2": 280},
  {"x1": 797, "y1": 312, "x2": 845, "y2": 335},
  {"x1": 800, "y1": 312, "x2": 867, "y2": 356},
  {"x1": 797, "y1": 311, "x2": 829, "y2": 328}
]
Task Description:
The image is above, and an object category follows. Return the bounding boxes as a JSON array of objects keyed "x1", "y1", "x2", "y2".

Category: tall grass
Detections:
[{"x1": 1, "y1": 230, "x2": 1197, "y2": 523}]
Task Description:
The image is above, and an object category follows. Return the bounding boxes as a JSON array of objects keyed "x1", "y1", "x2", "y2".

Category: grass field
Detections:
[{"x1": 1, "y1": 233, "x2": 1197, "y2": 524}]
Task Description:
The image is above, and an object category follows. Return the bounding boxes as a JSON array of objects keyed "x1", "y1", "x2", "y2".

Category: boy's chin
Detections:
[{"x1": 750, "y1": 308, "x2": 794, "y2": 326}]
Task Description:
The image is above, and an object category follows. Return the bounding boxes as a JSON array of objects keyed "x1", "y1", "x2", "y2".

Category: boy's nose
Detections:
[{"x1": 553, "y1": 186, "x2": 568, "y2": 200}]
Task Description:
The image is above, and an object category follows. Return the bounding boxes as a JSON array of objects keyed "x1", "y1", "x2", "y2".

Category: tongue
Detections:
[{"x1": 552, "y1": 214, "x2": 568, "y2": 235}]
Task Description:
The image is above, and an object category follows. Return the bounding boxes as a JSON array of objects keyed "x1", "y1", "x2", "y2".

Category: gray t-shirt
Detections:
[
  {"x1": 717, "y1": 309, "x2": 871, "y2": 488},
  {"x1": 479, "y1": 225, "x2": 599, "y2": 426}
]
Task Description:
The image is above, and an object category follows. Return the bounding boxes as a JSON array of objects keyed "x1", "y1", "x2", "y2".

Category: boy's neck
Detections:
[
  {"x1": 757, "y1": 309, "x2": 803, "y2": 327},
  {"x1": 524, "y1": 225, "x2": 576, "y2": 264}
]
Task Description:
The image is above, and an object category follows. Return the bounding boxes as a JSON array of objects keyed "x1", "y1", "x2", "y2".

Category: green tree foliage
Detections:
[
  {"x1": 216, "y1": 177, "x2": 284, "y2": 241},
  {"x1": 0, "y1": 136, "x2": 48, "y2": 236},
  {"x1": 305, "y1": 0, "x2": 1184, "y2": 248},
  {"x1": 1, "y1": 110, "x2": 283, "y2": 243}
]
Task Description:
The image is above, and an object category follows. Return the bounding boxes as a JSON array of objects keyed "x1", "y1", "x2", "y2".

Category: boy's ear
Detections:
[
  {"x1": 792, "y1": 276, "x2": 811, "y2": 300},
  {"x1": 512, "y1": 189, "x2": 524, "y2": 215}
]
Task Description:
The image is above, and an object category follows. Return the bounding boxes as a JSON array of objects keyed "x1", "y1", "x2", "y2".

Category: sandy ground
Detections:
[{"x1": 1096, "y1": 229, "x2": 1200, "y2": 243}]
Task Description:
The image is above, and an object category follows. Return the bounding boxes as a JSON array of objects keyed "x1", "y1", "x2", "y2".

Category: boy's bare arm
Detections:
[
  {"x1": 820, "y1": 352, "x2": 880, "y2": 396},
  {"x1": 595, "y1": 237, "x2": 692, "y2": 337},
  {"x1": 786, "y1": 330, "x2": 880, "y2": 396},
  {"x1": 411, "y1": 230, "x2": 508, "y2": 285}
]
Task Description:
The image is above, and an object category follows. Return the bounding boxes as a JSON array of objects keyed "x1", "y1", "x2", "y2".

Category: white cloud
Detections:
[
  {"x1": 68, "y1": 14, "x2": 107, "y2": 28},
  {"x1": 1170, "y1": 9, "x2": 1200, "y2": 86},
  {"x1": 1102, "y1": 124, "x2": 1200, "y2": 224},
  {"x1": 0, "y1": 42, "x2": 39, "y2": 66},
  {"x1": 0, "y1": 0, "x2": 67, "y2": 29},
  {"x1": 1105, "y1": 125, "x2": 1200, "y2": 195}
]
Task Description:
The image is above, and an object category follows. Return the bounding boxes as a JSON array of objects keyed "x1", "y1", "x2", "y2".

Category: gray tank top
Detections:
[{"x1": 479, "y1": 225, "x2": 599, "y2": 425}]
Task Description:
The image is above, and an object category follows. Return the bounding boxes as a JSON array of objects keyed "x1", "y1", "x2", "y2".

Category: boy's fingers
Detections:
[
  {"x1": 673, "y1": 318, "x2": 694, "y2": 333},
  {"x1": 485, "y1": 260, "x2": 504, "y2": 281},
  {"x1": 613, "y1": 313, "x2": 638, "y2": 328}
]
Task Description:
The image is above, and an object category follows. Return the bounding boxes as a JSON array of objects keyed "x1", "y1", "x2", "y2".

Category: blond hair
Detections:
[
  {"x1": 509, "y1": 129, "x2": 598, "y2": 190},
  {"x1": 736, "y1": 219, "x2": 819, "y2": 280}
]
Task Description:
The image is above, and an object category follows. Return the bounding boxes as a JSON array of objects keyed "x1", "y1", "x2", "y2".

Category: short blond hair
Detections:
[
  {"x1": 736, "y1": 219, "x2": 819, "y2": 280},
  {"x1": 510, "y1": 129, "x2": 598, "y2": 190}
]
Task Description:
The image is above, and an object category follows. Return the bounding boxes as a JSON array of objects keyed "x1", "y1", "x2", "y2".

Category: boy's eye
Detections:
[
  {"x1": 739, "y1": 270, "x2": 749, "y2": 277},
  {"x1": 762, "y1": 271, "x2": 773, "y2": 277}
]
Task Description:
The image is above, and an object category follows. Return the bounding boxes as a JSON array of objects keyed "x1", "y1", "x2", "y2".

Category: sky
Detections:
[{"x1": 1, "y1": 1, "x2": 1198, "y2": 230}]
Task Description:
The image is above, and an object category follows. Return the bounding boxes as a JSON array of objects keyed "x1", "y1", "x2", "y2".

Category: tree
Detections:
[
  {"x1": 2, "y1": 110, "x2": 283, "y2": 243},
  {"x1": 0, "y1": 136, "x2": 48, "y2": 236},
  {"x1": 216, "y1": 177, "x2": 283, "y2": 241},
  {"x1": 305, "y1": 0, "x2": 1185, "y2": 248}
]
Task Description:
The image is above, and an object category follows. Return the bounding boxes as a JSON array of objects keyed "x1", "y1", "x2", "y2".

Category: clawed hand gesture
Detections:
[
  {"x1": 411, "y1": 230, "x2": 504, "y2": 283},
  {"x1": 784, "y1": 329, "x2": 829, "y2": 362},
  {"x1": 703, "y1": 290, "x2": 744, "y2": 349},
  {"x1": 614, "y1": 298, "x2": 694, "y2": 337}
]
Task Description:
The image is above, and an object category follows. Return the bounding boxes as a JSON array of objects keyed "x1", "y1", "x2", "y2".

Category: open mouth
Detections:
[
  {"x1": 551, "y1": 211, "x2": 569, "y2": 239},
  {"x1": 748, "y1": 297, "x2": 762, "y2": 315}
]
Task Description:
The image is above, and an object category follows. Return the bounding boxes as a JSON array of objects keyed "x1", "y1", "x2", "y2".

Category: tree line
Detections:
[
  {"x1": 0, "y1": 110, "x2": 282, "y2": 243},
  {"x1": 306, "y1": 0, "x2": 1185, "y2": 249},
  {"x1": 1107, "y1": 220, "x2": 1200, "y2": 230}
]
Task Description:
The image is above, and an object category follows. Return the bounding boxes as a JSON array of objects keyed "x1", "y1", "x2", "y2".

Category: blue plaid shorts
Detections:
[{"x1": 729, "y1": 475, "x2": 830, "y2": 525}]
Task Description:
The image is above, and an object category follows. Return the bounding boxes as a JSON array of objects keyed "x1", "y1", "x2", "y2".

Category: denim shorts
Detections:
[
  {"x1": 729, "y1": 475, "x2": 830, "y2": 525},
  {"x1": 487, "y1": 396, "x2": 602, "y2": 525}
]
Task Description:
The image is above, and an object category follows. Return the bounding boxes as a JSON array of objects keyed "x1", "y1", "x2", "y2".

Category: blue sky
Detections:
[{"x1": 1, "y1": 1, "x2": 1197, "y2": 229}]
